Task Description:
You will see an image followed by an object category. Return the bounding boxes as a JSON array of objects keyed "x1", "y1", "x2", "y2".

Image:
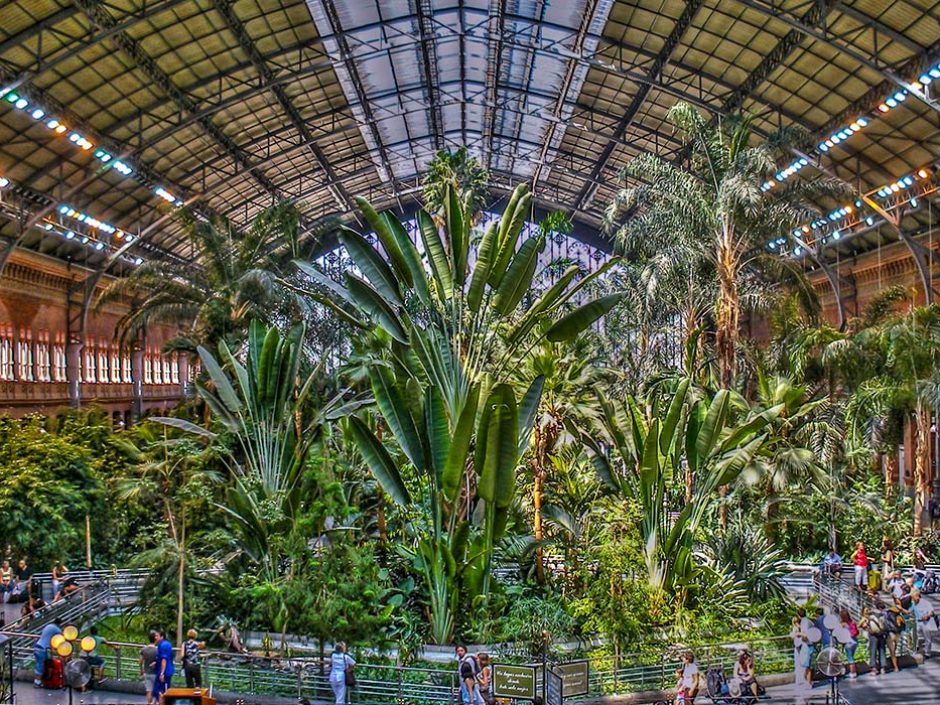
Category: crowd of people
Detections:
[
  {"x1": 798, "y1": 538, "x2": 940, "y2": 690},
  {"x1": 0, "y1": 558, "x2": 83, "y2": 621}
]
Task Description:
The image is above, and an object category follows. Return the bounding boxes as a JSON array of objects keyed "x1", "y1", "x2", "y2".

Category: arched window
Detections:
[
  {"x1": 171, "y1": 353, "x2": 179, "y2": 383},
  {"x1": 121, "y1": 350, "x2": 131, "y2": 383},
  {"x1": 53, "y1": 334, "x2": 66, "y2": 382},
  {"x1": 17, "y1": 330, "x2": 33, "y2": 382},
  {"x1": 143, "y1": 352, "x2": 152, "y2": 384},
  {"x1": 98, "y1": 341, "x2": 110, "y2": 384},
  {"x1": 111, "y1": 349, "x2": 121, "y2": 383},
  {"x1": 0, "y1": 327, "x2": 13, "y2": 381},
  {"x1": 36, "y1": 332, "x2": 50, "y2": 382},
  {"x1": 84, "y1": 345, "x2": 96, "y2": 383}
]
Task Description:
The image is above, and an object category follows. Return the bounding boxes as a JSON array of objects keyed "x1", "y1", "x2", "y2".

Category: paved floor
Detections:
[
  {"x1": 838, "y1": 658, "x2": 940, "y2": 704},
  {"x1": 6, "y1": 686, "x2": 146, "y2": 705}
]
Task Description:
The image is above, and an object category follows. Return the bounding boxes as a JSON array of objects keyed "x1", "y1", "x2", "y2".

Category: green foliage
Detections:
[{"x1": 421, "y1": 147, "x2": 490, "y2": 218}]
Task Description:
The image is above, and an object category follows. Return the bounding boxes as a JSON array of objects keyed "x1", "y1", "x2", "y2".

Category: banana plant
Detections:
[
  {"x1": 292, "y1": 183, "x2": 621, "y2": 642},
  {"x1": 156, "y1": 320, "x2": 362, "y2": 582},
  {"x1": 580, "y1": 379, "x2": 782, "y2": 603}
]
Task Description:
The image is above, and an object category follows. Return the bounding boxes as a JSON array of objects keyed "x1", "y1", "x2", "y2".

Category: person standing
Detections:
[
  {"x1": 329, "y1": 642, "x2": 355, "y2": 705},
  {"x1": 0, "y1": 559, "x2": 11, "y2": 597},
  {"x1": 180, "y1": 629, "x2": 204, "y2": 688},
  {"x1": 32, "y1": 620, "x2": 61, "y2": 687},
  {"x1": 16, "y1": 559, "x2": 32, "y2": 598},
  {"x1": 676, "y1": 651, "x2": 701, "y2": 704},
  {"x1": 476, "y1": 653, "x2": 493, "y2": 705},
  {"x1": 51, "y1": 562, "x2": 64, "y2": 597},
  {"x1": 455, "y1": 646, "x2": 481, "y2": 705},
  {"x1": 885, "y1": 598, "x2": 908, "y2": 672},
  {"x1": 839, "y1": 608, "x2": 860, "y2": 679},
  {"x1": 153, "y1": 628, "x2": 175, "y2": 701},
  {"x1": 140, "y1": 631, "x2": 158, "y2": 705},
  {"x1": 851, "y1": 542, "x2": 868, "y2": 591},
  {"x1": 911, "y1": 589, "x2": 939, "y2": 657},
  {"x1": 860, "y1": 604, "x2": 886, "y2": 675},
  {"x1": 881, "y1": 538, "x2": 895, "y2": 587}
]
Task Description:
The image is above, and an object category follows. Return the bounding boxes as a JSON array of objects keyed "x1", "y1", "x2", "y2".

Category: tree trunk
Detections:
[
  {"x1": 533, "y1": 463, "x2": 545, "y2": 584},
  {"x1": 177, "y1": 518, "x2": 186, "y2": 646},
  {"x1": 715, "y1": 235, "x2": 739, "y2": 530},
  {"x1": 914, "y1": 406, "x2": 931, "y2": 536}
]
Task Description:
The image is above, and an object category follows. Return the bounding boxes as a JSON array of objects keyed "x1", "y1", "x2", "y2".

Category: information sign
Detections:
[
  {"x1": 492, "y1": 664, "x2": 538, "y2": 699},
  {"x1": 545, "y1": 667, "x2": 564, "y2": 705},
  {"x1": 553, "y1": 660, "x2": 590, "y2": 698}
]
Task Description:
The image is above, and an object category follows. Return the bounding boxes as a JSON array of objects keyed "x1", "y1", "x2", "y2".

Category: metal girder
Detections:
[
  {"x1": 0, "y1": 0, "x2": 190, "y2": 96},
  {"x1": 721, "y1": 0, "x2": 835, "y2": 115},
  {"x1": 863, "y1": 195, "x2": 940, "y2": 303},
  {"x1": 315, "y1": 0, "x2": 398, "y2": 191},
  {"x1": 414, "y1": 0, "x2": 445, "y2": 152},
  {"x1": 71, "y1": 0, "x2": 284, "y2": 202},
  {"x1": 481, "y1": 0, "x2": 505, "y2": 173},
  {"x1": 788, "y1": 231, "x2": 853, "y2": 329},
  {"x1": 573, "y1": 0, "x2": 706, "y2": 211},
  {"x1": 212, "y1": 0, "x2": 351, "y2": 211},
  {"x1": 734, "y1": 0, "x2": 940, "y2": 116}
]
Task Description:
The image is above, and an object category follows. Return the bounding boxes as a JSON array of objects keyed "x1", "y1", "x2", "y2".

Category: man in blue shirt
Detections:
[
  {"x1": 33, "y1": 621, "x2": 62, "y2": 687},
  {"x1": 153, "y1": 627, "x2": 175, "y2": 700}
]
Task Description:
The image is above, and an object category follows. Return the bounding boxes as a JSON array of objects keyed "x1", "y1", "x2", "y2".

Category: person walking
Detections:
[
  {"x1": 860, "y1": 604, "x2": 886, "y2": 675},
  {"x1": 839, "y1": 608, "x2": 859, "y2": 679},
  {"x1": 329, "y1": 641, "x2": 355, "y2": 705},
  {"x1": 675, "y1": 651, "x2": 701, "y2": 705},
  {"x1": 153, "y1": 628, "x2": 175, "y2": 701},
  {"x1": 455, "y1": 646, "x2": 481, "y2": 705},
  {"x1": 885, "y1": 598, "x2": 908, "y2": 672},
  {"x1": 140, "y1": 631, "x2": 158, "y2": 705},
  {"x1": 851, "y1": 542, "x2": 868, "y2": 592},
  {"x1": 180, "y1": 628, "x2": 204, "y2": 688}
]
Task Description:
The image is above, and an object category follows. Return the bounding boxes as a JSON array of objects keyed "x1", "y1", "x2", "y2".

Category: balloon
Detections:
[
  {"x1": 807, "y1": 627, "x2": 822, "y2": 643},
  {"x1": 56, "y1": 641, "x2": 73, "y2": 657},
  {"x1": 824, "y1": 614, "x2": 840, "y2": 630},
  {"x1": 80, "y1": 636, "x2": 96, "y2": 653},
  {"x1": 62, "y1": 625, "x2": 78, "y2": 641},
  {"x1": 832, "y1": 626, "x2": 851, "y2": 644},
  {"x1": 50, "y1": 634, "x2": 64, "y2": 650}
]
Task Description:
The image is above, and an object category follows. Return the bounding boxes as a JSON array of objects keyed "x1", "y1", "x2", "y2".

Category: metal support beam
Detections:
[
  {"x1": 735, "y1": 0, "x2": 940, "y2": 116},
  {"x1": 71, "y1": 0, "x2": 284, "y2": 202},
  {"x1": 212, "y1": 0, "x2": 352, "y2": 211},
  {"x1": 789, "y1": 232, "x2": 853, "y2": 329},
  {"x1": 413, "y1": 0, "x2": 445, "y2": 152},
  {"x1": 863, "y1": 195, "x2": 940, "y2": 303},
  {"x1": 574, "y1": 0, "x2": 706, "y2": 211},
  {"x1": 481, "y1": 0, "x2": 506, "y2": 173}
]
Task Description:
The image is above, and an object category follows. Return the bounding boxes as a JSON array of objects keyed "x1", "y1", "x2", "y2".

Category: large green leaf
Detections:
[
  {"x1": 493, "y1": 236, "x2": 543, "y2": 316},
  {"x1": 544, "y1": 293, "x2": 623, "y2": 342},
  {"x1": 417, "y1": 210, "x2": 453, "y2": 297},
  {"x1": 506, "y1": 265, "x2": 581, "y2": 343},
  {"x1": 338, "y1": 227, "x2": 402, "y2": 306},
  {"x1": 346, "y1": 416, "x2": 411, "y2": 506},
  {"x1": 370, "y1": 366, "x2": 424, "y2": 471},
  {"x1": 489, "y1": 190, "x2": 531, "y2": 287},
  {"x1": 517, "y1": 375, "x2": 545, "y2": 457},
  {"x1": 477, "y1": 384, "x2": 518, "y2": 508},
  {"x1": 548, "y1": 257, "x2": 621, "y2": 311},
  {"x1": 151, "y1": 417, "x2": 217, "y2": 439},
  {"x1": 383, "y1": 213, "x2": 430, "y2": 305},
  {"x1": 442, "y1": 385, "x2": 479, "y2": 502},
  {"x1": 696, "y1": 389, "x2": 730, "y2": 461},
  {"x1": 345, "y1": 272, "x2": 408, "y2": 343},
  {"x1": 466, "y1": 221, "x2": 498, "y2": 312},
  {"x1": 660, "y1": 379, "x2": 690, "y2": 454},
  {"x1": 198, "y1": 345, "x2": 242, "y2": 414},
  {"x1": 445, "y1": 184, "x2": 467, "y2": 286},
  {"x1": 354, "y1": 196, "x2": 412, "y2": 286},
  {"x1": 425, "y1": 386, "x2": 450, "y2": 485}
]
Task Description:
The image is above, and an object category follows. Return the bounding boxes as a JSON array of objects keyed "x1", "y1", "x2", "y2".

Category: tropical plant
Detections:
[
  {"x1": 605, "y1": 102, "x2": 843, "y2": 389},
  {"x1": 97, "y1": 203, "x2": 335, "y2": 352},
  {"x1": 581, "y1": 379, "x2": 781, "y2": 604},
  {"x1": 698, "y1": 519, "x2": 788, "y2": 602},
  {"x1": 291, "y1": 183, "x2": 620, "y2": 642},
  {"x1": 157, "y1": 320, "x2": 361, "y2": 580},
  {"x1": 422, "y1": 147, "x2": 490, "y2": 218}
]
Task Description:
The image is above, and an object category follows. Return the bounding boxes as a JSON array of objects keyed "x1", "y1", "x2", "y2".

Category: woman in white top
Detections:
[{"x1": 328, "y1": 641, "x2": 356, "y2": 705}]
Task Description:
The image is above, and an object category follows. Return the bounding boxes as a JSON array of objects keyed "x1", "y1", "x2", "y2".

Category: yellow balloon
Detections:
[
  {"x1": 81, "y1": 636, "x2": 96, "y2": 652},
  {"x1": 56, "y1": 641, "x2": 73, "y2": 657},
  {"x1": 50, "y1": 634, "x2": 65, "y2": 650},
  {"x1": 63, "y1": 626, "x2": 78, "y2": 641}
]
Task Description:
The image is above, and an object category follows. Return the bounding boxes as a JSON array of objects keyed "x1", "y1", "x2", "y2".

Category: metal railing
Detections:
[{"x1": 29, "y1": 568, "x2": 148, "y2": 606}]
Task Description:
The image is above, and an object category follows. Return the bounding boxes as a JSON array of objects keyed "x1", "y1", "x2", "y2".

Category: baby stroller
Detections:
[{"x1": 705, "y1": 666, "x2": 766, "y2": 705}]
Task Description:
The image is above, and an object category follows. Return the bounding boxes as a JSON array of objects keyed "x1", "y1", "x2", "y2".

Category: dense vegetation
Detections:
[{"x1": 8, "y1": 107, "x2": 937, "y2": 662}]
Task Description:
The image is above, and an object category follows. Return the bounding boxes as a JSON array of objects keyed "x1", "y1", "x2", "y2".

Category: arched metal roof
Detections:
[{"x1": 0, "y1": 0, "x2": 939, "y2": 275}]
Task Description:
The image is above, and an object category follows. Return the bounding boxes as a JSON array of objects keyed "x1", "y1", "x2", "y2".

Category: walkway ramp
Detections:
[{"x1": 839, "y1": 659, "x2": 940, "y2": 704}]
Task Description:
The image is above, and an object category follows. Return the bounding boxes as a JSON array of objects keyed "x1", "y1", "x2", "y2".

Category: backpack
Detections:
[
  {"x1": 868, "y1": 613, "x2": 886, "y2": 636},
  {"x1": 886, "y1": 609, "x2": 905, "y2": 633},
  {"x1": 705, "y1": 667, "x2": 726, "y2": 697}
]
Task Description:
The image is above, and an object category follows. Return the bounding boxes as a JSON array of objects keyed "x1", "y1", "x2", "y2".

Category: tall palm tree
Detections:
[
  {"x1": 606, "y1": 102, "x2": 844, "y2": 389},
  {"x1": 97, "y1": 204, "x2": 335, "y2": 352}
]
